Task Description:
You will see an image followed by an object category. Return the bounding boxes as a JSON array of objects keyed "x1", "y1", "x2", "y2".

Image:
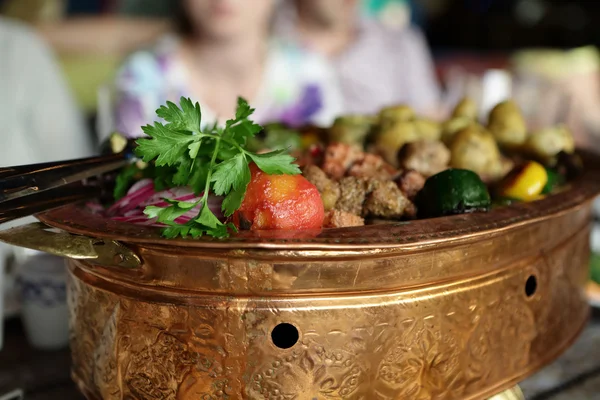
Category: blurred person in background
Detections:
[
  {"x1": 0, "y1": 15, "x2": 92, "y2": 166},
  {"x1": 113, "y1": 0, "x2": 343, "y2": 138},
  {"x1": 0, "y1": 13, "x2": 93, "y2": 350},
  {"x1": 274, "y1": 0, "x2": 441, "y2": 116}
]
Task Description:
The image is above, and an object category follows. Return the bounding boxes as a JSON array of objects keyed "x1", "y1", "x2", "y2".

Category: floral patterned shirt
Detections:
[{"x1": 113, "y1": 35, "x2": 344, "y2": 138}]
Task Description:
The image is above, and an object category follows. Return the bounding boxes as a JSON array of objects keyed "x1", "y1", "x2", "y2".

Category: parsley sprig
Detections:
[{"x1": 132, "y1": 97, "x2": 300, "y2": 239}]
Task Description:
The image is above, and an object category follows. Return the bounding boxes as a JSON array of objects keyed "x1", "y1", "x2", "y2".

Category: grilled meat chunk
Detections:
[
  {"x1": 395, "y1": 169, "x2": 426, "y2": 200},
  {"x1": 303, "y1": 165, "x2": 341, "y2": 211},
  {"x1": 324, "y1": 210, "x2": 365, "y2": 228},
  {"x1": 322, "y1": 143, "x2": 363, "y2": 179},
  {"x1": 363, "y1": 180, "x2": 413, "y2": 219},
  {"x1": 347, "y1": 152, "x2": 397, "y2": 180},
  {"x1": 336, "y1": 177, "x2": 368, "y2": 216}
]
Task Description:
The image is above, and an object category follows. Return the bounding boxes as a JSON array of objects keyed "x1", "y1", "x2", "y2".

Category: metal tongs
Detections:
[{"x1": 0, "y1": 135, "x2": 136, "y2": 224}]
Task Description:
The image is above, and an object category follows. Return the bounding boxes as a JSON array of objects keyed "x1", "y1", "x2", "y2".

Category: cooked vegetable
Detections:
[
  {"x1": 103, "y1": 132, "x2": 129, "y2": 154},
  {"x1": 524, "y1": 125, "x2": 575, "y2": 166},
  {"x1": 378, "y1": 104, "x2": 415, "y2": 128},
  {"x1": 416, "y1": 169, "x2": 491, "y2": 218},
  {"x1": 452, "y1": 97, "x2": 478, "y2": 120},
  {"x1": 329, "y1": 115, "x2": 376, "y2": 146},
  {"x1": 134, "y1": 97, "x2": 300, "y2": 238},
  {"x1": 542, "y1": 168, "x2": 564, "y2": 194},
  {"x1": 498, "y1": 161, "x2": 548, "y2": 202},
  {"x1": 414, "y1": 119, "x2": 442, "y2": 141},
  {"x1": 591, "y1": 253, "x2": 600, "y2": 284},
  {"x1": 375, "y1": 120, "x2": 420, "y2": 165},
  {"x1": 449, "y1": 125, "x2": 505, "y2": 180},
  {"x1": 234, "y1": 164, "x2": 324, "y2": 230},
  {"x1": 487, "y1": 100, "x2": 528, "y2": 149},
  {"x1": 441, "y1": 117, "x2": 475, "y2": 145},
  {"x1": 398, "y1": 139, "x2": 450, "y2": 178}
]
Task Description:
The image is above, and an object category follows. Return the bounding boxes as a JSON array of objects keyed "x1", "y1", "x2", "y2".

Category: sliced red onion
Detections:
[{"x1": 108, "y1": 179, "x2": 225, "y2": 227}]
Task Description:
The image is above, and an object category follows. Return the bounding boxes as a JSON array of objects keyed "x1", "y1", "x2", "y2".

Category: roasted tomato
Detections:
[{"x1": 233, "y1": 164, "x2": 325, "y2": 231}]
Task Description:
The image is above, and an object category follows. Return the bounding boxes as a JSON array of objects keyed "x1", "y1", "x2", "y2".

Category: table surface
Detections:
[{"x1": 0, "y1": 310, "x2": 599, "y2": 400}]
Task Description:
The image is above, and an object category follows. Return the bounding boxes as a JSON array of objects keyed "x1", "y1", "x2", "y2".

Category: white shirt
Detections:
[
  {"x1": 113, "y1": 35, "x2": 344, "y2": 140},
  {"x1": 0, "y1": 17, "x2": 92, "y2": 167}
]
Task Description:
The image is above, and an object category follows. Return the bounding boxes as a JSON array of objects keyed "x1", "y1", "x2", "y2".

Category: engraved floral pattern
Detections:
[
  {"x1": 247, "y1": 345, "x2": 365, "y2": 400},
  {"x1": 66, "y1": 223, "x2": 589, "y2": 400}
]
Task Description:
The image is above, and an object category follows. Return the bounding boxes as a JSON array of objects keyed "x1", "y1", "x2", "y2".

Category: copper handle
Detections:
[{"x1": 0, "y1": 222, "x2": 140, "y2": 269}]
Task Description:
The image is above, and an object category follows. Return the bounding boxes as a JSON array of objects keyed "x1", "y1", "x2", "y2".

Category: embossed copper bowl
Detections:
[{"x1": 2, "y1": 151, "x2": 600, "y2": 400}]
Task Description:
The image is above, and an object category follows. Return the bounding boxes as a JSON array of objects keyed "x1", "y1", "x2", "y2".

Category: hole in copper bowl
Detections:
[
  {"x1": 271, "y1": 323, "x2": 299, "y2": 349},
  {"x1": 525, "y1": 275, "x2": 537, "y2": 297}
]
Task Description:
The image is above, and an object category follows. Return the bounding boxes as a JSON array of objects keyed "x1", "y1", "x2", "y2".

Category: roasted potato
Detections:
[
  {"x1": 441, "y1": 117, "x2": 477, "y2": 145},
  {"x1": 449, "y1": 125, "x2": 505, "y2": 180},
  {"x1": 452, "y1": 97, "x2": 478, "y2": 120},
  {"x1": 524, "y1": 125, "x2": 575, "y2": 165},
  {"x1": 329, "y1": 115, "x2": 376, "y2": 146},
  {"x1": 487, "y1": 100, "x2": 528, "y2": 148},
  {"x1": 375, "y1": 120, "x2": 420, "y2": 165},
  {"x1": 378, "y1": 105, "x2": 415, "y2": 129},
  {"x1": 414, "y1": 118, "x2": 442, "y2": 141}
]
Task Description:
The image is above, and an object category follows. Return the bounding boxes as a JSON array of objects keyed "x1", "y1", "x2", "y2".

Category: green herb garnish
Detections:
[{"x1": 131, "y1": 97, "x2": 300, "y2": 239}]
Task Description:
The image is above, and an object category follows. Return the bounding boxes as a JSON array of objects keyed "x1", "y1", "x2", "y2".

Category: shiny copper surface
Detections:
[{"x1": 7, "y1": 150, "x2": 600, "y2": 399}]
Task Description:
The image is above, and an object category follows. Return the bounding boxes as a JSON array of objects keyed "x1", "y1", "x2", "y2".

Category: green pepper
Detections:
[
  {"x1": 416, "y1": 169, "x2": 491, "y2": 218},
  {"x1": 591, "y1": 253, "x2": 600, "y2": 284},
  {"x1": 542, "y1": 168, "x2": 564, "y2": 194}
]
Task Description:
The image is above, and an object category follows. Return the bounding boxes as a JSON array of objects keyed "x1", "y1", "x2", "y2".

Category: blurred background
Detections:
[
  {"x1": 3, "y1": 0, "x2": 600, "y2": 148},
  {"x1": 1, "y1": 1, "x2": 600, "y2": 398}
]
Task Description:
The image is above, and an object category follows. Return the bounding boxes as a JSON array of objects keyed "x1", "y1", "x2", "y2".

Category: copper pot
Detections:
[{"x1": 2, "y1": 152, "x2": 600, "y2": 400}]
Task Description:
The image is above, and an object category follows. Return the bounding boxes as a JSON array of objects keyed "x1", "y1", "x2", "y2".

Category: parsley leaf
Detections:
[
  {"x1": 248, "y1": 150, "x2": 302, "y2": 175},
  {"x1": 156, "y1": 98, "x2": 201, "y2": 132},
  {"x1": 123, "y1": 96, "x2": 301, "y2": 239},
  {"x1": 221, "y1": 188, "x2": 246, "y2": 217},
  {"x1": 137, "y1": 123, "x2": 196, "y2": 166},
  {"x1": 113, "y1": 163, "x2": 141, "y2": 200},
  {"x1": 210, "y1": 153, "x2": 250, "y2": 196}
]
